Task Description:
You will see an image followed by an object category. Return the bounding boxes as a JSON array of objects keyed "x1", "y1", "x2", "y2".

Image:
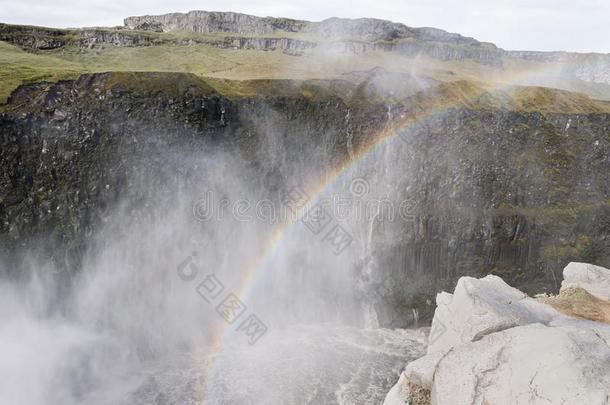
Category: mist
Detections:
[
  {"x1": 2, "y1": 7, "x2": 608, "y2": 402},
  {"x1": 0, "y1": 81, "x2": 433, "y2": 402}
]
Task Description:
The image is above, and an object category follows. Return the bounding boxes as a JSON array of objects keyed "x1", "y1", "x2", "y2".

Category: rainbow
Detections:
[{"x1": 200, "y1": 59, "x2": 568, "y2": 391}]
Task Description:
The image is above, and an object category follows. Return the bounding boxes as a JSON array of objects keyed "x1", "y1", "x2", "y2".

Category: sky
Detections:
[{"x1": 0, "y1": 0, "x2": 609, "y2": 53}]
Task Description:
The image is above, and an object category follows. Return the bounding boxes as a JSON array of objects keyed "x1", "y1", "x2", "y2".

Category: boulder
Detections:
[
  {"x1": 386, "y1": 320, "x2": 610, "y2": 405},
  {"x1": 561, "y1": 262, "x2": 610, "y2": 301},
  {"x1": 385, "y1": 267, "x2": 610, "y2": 405},
  {"x1": 431, "y1": 322, "x2": 610, "y2": 404},
  {"x1": 427, "y1": 275, "x2": 560, "y2": 353}
]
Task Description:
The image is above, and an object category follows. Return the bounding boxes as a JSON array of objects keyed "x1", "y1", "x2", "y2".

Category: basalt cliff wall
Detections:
[{"x1": 1, "y1": 72, "x2": 608, "y2": 326}]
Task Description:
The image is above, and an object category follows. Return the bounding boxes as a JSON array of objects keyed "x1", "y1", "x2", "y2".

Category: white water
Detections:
[{"x1": 0, "y1": 129, "x2": 428, "y2": 404}]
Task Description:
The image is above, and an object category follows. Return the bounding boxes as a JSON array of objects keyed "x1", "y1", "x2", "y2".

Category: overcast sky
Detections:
[{"x1": 1, "y1": 0, "x2": 608, "y2": 53}]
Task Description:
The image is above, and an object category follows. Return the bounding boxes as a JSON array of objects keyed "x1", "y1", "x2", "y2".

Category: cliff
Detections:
[
  {"x1": 124, "y1": 10, "x2": 309, "y2": 35},
  {"x1": 1, "y1": 71, "x2": 608, "y2": 327}
]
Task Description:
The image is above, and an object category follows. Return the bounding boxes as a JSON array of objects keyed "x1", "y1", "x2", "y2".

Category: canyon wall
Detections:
[{"x1": 1, "y1": 72, "x2": 608, "y2": 326}]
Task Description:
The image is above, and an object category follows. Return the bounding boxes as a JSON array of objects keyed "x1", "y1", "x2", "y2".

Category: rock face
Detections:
[
  {"x1": 0, "y1": 73, "x2": 233, "y2": 262},
  {"x1": 215, "y1": 36, "x2": 317, "y2": 53},
  {"x1": 0, "y1": 20, "x2": 501, "y2": 65},
  {"x1": 0, "y1": 12, "x2": 505, "y2": 66},
  {"x1": 507, "y1": 51, "x2": 610, "y2": 86},
  {"x1": 123, "y1": 11, "x2": 481, "y2": 44},
  {"x1": 561, "y1": 262, "x2": 610, "y2": 301},
  {"x1": 0, "y1": 72, "x2": 356, "y2": 271},
  {"x1": 124, "y1": 10, "x2": 309, "y2": 35},
  {"x1": 1, "y1": 72, "x2": 609, "y2": 326},
  {"x1": 370, "y1": 98, "x2": 610, "y2": 325},
  {"x1": 384, "y1": 262, "x2": 610, "y2": 405},
  {"x1": 0, "y1": 24, "x2": 160, "y2": 49},
  {"x1": 121, "y1": 11, "x2": 503, "y2": 65}
]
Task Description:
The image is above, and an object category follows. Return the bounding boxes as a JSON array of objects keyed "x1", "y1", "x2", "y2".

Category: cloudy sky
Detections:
[{"x1": 1, "y1": 0, "x2": 609, "y2": 53}]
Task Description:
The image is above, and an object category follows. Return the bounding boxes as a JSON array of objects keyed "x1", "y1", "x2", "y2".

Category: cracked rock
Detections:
[{"x1": 385, "y1": 264, "x2": 610, "y2": 405}]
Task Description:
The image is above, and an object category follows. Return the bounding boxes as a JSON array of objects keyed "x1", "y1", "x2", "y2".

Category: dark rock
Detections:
[{"x1": 1, "y1": 72, "x2": 608, "y2": 327}]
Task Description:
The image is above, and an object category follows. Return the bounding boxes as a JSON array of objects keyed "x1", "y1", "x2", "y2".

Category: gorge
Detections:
[{"x1": 0, "y1": 9, "x2": 609, "y2": 405}]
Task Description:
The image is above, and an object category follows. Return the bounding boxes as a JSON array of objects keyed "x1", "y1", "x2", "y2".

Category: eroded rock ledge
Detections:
[{"x1": 384, "y1": 262, "x2": 610, "y2": 405}]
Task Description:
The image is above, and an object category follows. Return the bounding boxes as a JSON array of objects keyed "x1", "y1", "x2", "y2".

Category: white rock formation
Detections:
[
  {"x1": 427, "y1": 275, "x2": 559, "y2": 353},
  {"x1": 384, "y1": 262, "x2": 610, "y2": 405},
  {"x1": 431, "y1": 322, "x2": 610, "y2": 405},
  {"x1": 561, "y1": 262, "x2": 610, "y2": 301},
  {"x1": 384, "y1": 349, "x2": 448, "y2": 405}
]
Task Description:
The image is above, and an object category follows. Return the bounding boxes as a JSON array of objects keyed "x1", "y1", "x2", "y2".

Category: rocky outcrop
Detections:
[
  {"x1": 124, "y1": 10, "x2": 308, "y2": 35},
  {"x1": 570, "y1": 55, "x2": 610, "y2": 85},
  {"x1": 2, "y1": 11, "x2": 609, "y2": 74},
  {"x1": 429, "y1": 322, "x2": 610, "y2": 405},
  {"x1": 0, "y1": 20, "x2": 500, "y2": 65},
  {"x1": 117, "y1": 12, "x2": 610, "y2": 80},
  {"x1": 0, "y1": 23, "x2": 70, "y2": 49},
  {"x1": 388, "y1": 323, "x2": 610, "y2": 405},
  {"x1": 121, "y1": 11, "x2": 504, "y2": 65},
  {"x1": 560, "y1": 262, "x2": 610, "y2": 301},
  {"x1": 384, "y1": 262, "x2": 610, "y2": 405},
  {"x1": 0, "y1": 23, "x2": 160, "y2": 49},
  {"x1": 316, "y1": 39, "x2": 502, "y2": 65},
  {"x1": 0, "y1": 22, "x2": 315, "y2": 52},
  {"x1": 426, "y1": 275, "x2": 559, "y2": 353},
  {"x1": 506, "y1": 50, "x2": 610, "y2": 85},
  {"x1": 123, "y1": 11, "x2": 492, "y2": 47},
  {"x1": 215, "y1": 36, "x2": 316, "y2": 53},
  {"x1": 308, "y1": 17, "x2": 416, "y2": 42}
]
